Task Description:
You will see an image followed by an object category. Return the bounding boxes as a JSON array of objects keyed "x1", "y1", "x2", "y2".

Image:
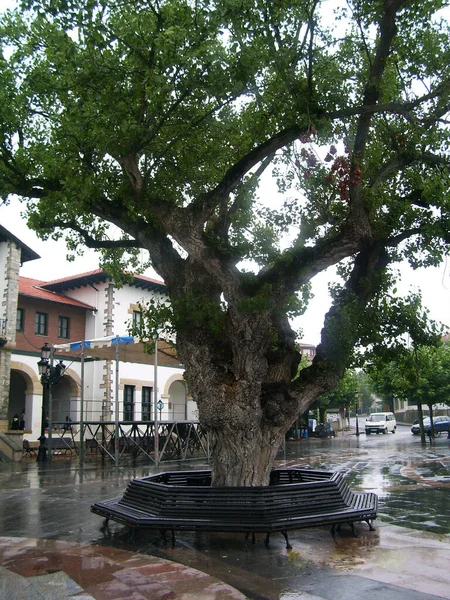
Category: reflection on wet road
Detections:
[
  {"x1": 1, "y1": 423, "x2": 450, "y2": 600},
  {"x1": 278, "y1": 425, "x2": 450, "y2": 535}
]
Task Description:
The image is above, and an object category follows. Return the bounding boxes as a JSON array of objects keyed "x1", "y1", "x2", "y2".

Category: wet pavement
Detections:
[{"x1": 1, "y1": 423, "x2": 450, "y2": 599}]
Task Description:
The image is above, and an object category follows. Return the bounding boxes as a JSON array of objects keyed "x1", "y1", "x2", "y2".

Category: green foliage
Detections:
[
  {"x1": 355, "y1": 290, "x2": 445, "y2": 366},
  {"x1": 368, "y1": 342, "x2": 450, "y2": 408},
  {"x1": 128, "y1": 297, "x2": 176, "y2": 347},
  {"x1": 130, "y1": 290, "x2": 228, "y2": 341},
  {"x1": 1, "y1": 0, "x2": 450, "y2": 405},
  {"x1": 314, "y1": 370, "x2": 360, "y2": 411},
  {"x1": 355, "y1": 371, "x2": 376, "y2": 413}
]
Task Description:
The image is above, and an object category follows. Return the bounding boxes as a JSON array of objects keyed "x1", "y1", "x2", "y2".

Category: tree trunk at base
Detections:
[{"x1": 209, "y1": 427, "x2": 284, "y2": 487}]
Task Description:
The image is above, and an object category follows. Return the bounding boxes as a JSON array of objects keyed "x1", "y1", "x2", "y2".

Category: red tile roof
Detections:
[
  {"x1": 19, "y1": 277, "x2": 96, "y2": 310},
  {"x1": 44, "y1": 268, "x2": 104, "y2": 285},
  {"x1": 41, "y1": 269, "x2": 167, "y2": 294},
  {"x1": 44, "y1": 269, "x2": 164, "y2": 287}
]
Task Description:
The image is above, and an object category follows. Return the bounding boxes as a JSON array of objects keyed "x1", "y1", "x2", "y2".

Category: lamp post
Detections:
[
  {"x1": 354, "y1": 389, "x2": 360, "y2": 437},
  {"x1": 37, "y1": 343, "x2": 65, "y2": 462}
]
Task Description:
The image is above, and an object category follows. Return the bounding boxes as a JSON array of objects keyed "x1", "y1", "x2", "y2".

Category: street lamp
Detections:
[
  {"x1": 37, "y1": 343, "x2": 65, "y2": 462},
  {"x1": 354, "y1": 389, "x2": 360, "y2": 437}
]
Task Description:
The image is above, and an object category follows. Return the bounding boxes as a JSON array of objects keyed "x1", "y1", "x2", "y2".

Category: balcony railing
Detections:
[{"x1": 47, "y1": 420, "x2": 210, "y2": 465}]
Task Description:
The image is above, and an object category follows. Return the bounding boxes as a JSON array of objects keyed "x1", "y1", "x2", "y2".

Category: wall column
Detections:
[
  {"x1": 0, "y1": 240, "x2": 21, "y2": 431},
  {"x1": 101, "y1": 282, "x2": 114, "y2": 421}
]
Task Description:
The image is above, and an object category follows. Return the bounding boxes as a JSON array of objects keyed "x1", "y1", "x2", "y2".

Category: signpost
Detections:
[{"x1": 157, "y1": 400, "x2": 164, "y2": 420}]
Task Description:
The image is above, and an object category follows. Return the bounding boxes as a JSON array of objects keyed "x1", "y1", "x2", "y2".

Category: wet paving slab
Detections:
[
  {"x1": 1, "y1": 425, "x2": 450, "y2": 599},
  {"x1": 0, "y1": 537, "x2": 245, "y2": 599}
]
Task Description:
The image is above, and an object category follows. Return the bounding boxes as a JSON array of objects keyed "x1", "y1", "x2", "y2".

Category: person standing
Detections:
[{"x1": 19, "y1": 410, "x2": 25, "y2": 430}]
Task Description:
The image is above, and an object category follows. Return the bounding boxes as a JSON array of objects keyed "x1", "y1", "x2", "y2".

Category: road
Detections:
[
  {"x1": 279, "y1": 421, "x2": 450, "y2": 535},
  {"x1": 0, "y1": 421, "x2": 449, "y2": 599}
]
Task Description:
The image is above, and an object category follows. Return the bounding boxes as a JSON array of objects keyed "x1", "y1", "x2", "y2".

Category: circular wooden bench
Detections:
[{"x1": 91, "y1": 467, "x2": 377, "y2": 548}]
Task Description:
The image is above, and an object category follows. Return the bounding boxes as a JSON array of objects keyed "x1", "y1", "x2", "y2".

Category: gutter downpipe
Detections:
[
  {"x1": 154, "y1": 334, "x2": 159, "y2": 467},
  {"x1": 115, "y1": 335, "x2": 120, "y2": 465},
  {"x1": 79, "y1": 340, "x2": 85, "y2": 464}
]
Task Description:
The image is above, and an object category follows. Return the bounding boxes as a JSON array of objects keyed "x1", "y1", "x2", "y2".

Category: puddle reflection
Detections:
[
  {"x1": 1, "y1": 428, "x2": 450, "y2": 540},
  {"x1": 278, "y1": 429, "x2": 450, "y2": 536}
]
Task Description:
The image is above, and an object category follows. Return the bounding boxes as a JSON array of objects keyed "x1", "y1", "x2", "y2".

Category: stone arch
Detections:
[
  {"x1": 161, "y1": 375, "x2": 187, "y2": 421},
  {"x1": 10, "y1": 361, "x2": 40, "y2": 393},
  {"x1": 48, "y1": 368, "x2": 80, "y2": 425},
  {"x1": 162, "y1": 373, "x2": 186, "y2": 397},
  {"x1": 58, "y1": 367, "x2": 80, "y2": 395},
  {"x1": 9, "y1": 361, "x2": 41, "y2": 430}
]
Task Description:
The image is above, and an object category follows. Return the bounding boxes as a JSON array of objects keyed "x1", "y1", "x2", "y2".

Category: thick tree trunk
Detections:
[
  {"x1": 210, "y1": 426, "x2": 284, "y2": 487},
  {"x1": 184, "y1": 367, "x2": 290, "y2": 486},
  {"x1": 177, "y1": 322, "x2": 304, "y2": 487}
]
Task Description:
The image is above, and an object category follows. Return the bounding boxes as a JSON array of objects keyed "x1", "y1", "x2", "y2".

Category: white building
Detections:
[{"x1": 0, "y1": 225, "x2": 193, "y2": 455}]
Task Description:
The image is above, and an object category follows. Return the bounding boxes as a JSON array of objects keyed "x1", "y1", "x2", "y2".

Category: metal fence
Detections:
[{"x1": 47, "y1": 420, "x2": 210, "y2": 466}]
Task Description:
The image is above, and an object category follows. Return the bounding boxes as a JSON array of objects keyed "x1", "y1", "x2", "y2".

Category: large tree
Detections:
[{"x1": 1, "y1": 0, "x2": 450, "y2": 485}]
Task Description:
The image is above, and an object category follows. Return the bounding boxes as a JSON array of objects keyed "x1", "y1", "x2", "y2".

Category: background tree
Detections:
[
  {"x1": 1, "y1": 0, "x2": 450, "y2": 485},
  {"x1": 368, "y1": 361, "x2": 398, "y2": 414},
  {"x1": 369, "y1": 342, "x2": 450, "y2": 439},
  {"x1": 365, "y1": 292, "x2": 444, "y2": 439},
  {"x1": 313, "y1": 369, "x2": 360, "y2": 422},
  {"x1": 355, "y1": 371, "x2": 375, "y2": 414}
]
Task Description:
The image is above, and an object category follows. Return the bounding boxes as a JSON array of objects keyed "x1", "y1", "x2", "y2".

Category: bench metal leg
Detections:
[
  {"x1": 265, "y1": 531, "x2": 292, "y2": 550},
  {"x1": 160, "y1": 529, "x2": 176, "y2": 546},
  {"x1": 100, "y1": 518, "x2": 110, "y2": 535},
  {"x1": 281, "y1": 530, "x2": 292, "y2": 550},
  {"x1": 244, "y1": 532, "x2": 256, "y2": 546},
  {"x1": 365, "y1": 519, "x2": 375, "y2": 531},
  {"x1": 330, "y1": 521, "x2": 360, "y2": 537}
]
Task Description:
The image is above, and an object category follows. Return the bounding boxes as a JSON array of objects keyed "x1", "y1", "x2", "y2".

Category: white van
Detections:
[{"x1": 365, "y1": 412, "x2": 396, "y2": 435}]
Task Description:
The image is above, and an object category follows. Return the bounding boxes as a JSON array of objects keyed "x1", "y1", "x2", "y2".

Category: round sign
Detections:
[{"x1": 156, "y1": 401, "x2": 164, "y2": 410}]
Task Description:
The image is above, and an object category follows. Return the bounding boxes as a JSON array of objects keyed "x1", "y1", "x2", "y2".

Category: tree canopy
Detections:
[
  {"x1": 1, "y1": 0, "x2": 450, "y2": 485},
  {"x1": 368, "y1": 342, "x2": 450, "y2": 414}
]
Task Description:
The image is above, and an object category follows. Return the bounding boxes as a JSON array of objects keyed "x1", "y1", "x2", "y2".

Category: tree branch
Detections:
[
  {"x1": 203, "y1": 125, "x2": 313, "y2": 211},
  {"x1": 371, "y1": 150, "x2": 449, "y2": 188},
  {"x1": 349, "y1": 1, "x2": 411, "y2": 237},
  {"x1": 254, "y1": 226, "x2": 358, "y2": 300},
  {"x1": 328, "y1": 79, "x2": 450, "y2": 122},
  {"x1": 307, "y1": 2, "x2": 316, "y2": 98},
  {"x1": 289, "y1": 240, "x2": 391, "y2": 405}
]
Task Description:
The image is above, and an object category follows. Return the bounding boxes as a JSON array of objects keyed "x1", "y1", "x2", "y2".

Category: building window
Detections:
[
  {"x1": 35, "y1": 312, "x2": 48, "y2": 336},
  {"x1": 142, "y1": 386, "x2": 153, "y2": 420},
  {"x1": 58, "y1": 316, "x2": 70, "y2": 339},
  {"x1": 132, "y1": 310, "x2": 142, "y2": 332},
  {"x1": 16, "y1": 308, "x2": 24, "y2": 332},
  {"x1": 124, "y1": 385, "x2": 135, "y2": 421}
]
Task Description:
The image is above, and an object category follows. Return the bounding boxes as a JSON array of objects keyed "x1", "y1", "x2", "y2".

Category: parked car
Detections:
[
  {"x1": 411, "y1": 417, "x2": 430, "y2": 435},
  {"x1": 411, "y1": 415, "x2": 450, "y2": 437},
  {"x1": 365, "y1": 412, "x2": 397, "y2": 434}
]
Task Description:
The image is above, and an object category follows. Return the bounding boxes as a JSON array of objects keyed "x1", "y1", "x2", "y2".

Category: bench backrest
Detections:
[{"x1": 118, "y1": 468, "x2": 353, "y2": 522}]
